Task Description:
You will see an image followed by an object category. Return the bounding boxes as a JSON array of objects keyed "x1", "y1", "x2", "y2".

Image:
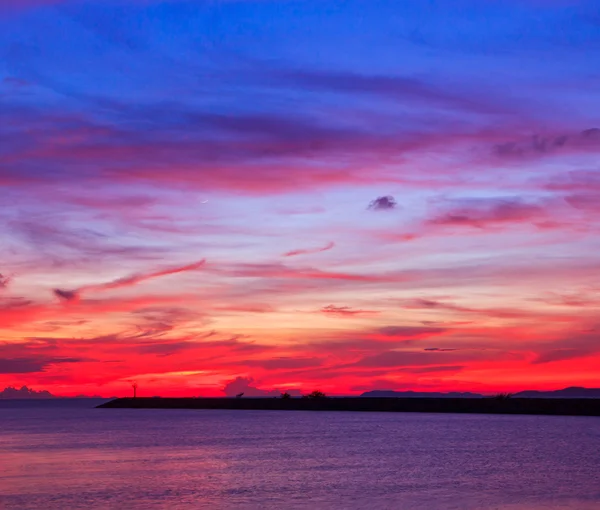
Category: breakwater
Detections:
[{"x1": 97, "y1": 397, "x2": 600, "y2": 417}]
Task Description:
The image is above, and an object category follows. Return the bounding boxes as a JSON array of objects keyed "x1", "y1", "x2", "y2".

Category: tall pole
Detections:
[{"x1": 132, "y1": 382, "x2": 138, "y2": 398}]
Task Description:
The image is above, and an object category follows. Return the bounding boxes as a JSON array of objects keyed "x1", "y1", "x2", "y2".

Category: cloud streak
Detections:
[
  {"x1": 283, "y1": 241, "x2": 335, "y2": 257},
  {"x1": 0, "y1": 274, "x2": 10, "y2": 289},
  {"x1": 54, "y1": 260, "x2": 206, "y2": 302},
  {"x1": 320, "y1": 305, "x2": 380, "y2": 317}
]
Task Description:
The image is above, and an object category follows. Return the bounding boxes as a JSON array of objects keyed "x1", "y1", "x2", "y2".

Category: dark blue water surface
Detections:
[{"x1": 1, "y1": 400, "x2": 599, "y2": 509}]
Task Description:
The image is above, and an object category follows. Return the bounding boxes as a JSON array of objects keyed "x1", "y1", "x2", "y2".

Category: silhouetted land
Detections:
[
  {"x1": 361, "y1": 387, "x2": 600, "y2": 399},
  {"x1": 97, "y1": 397, "x2": 600, "y2": 417}
]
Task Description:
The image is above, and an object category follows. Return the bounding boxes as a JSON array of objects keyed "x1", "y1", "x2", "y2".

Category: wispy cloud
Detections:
[
  {"x1": 54, "y1": 259, "x2": 206, "y2": 302},
  {"x1": 0, "y1": 356, "x2": 84, "y2": 374},
  {"x1": 494, "y1": 128, "x2": 600, "y2": 159},
  {"x1": 320, "y1": 305, "x2": 380, "y2": 317},
  {"x1": 427, "y1": 198, "x2": 548, "y2": 229},
  {"x1": 283, "y1": 241, "x2": 335, "y2": 257},
  {"x1": 0, "y1": 274, "x2": 10, "y2": 289}
]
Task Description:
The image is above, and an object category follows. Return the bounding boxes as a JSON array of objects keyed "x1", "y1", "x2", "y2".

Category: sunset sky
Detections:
[{"x1": 1, "y1": 0, "x2": 599, "y2": 397}]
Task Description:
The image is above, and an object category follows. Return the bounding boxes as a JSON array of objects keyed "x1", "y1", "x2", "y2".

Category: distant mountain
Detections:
[
  {"x1": 0, "y1": 386, "x2": 55, "y2": 399},
  {"x1": 360, "y1": 390, "x2": 484, "y2": 398},
  {"x1": 514, "y1": 387, "x2": 600, "y2": 399}
]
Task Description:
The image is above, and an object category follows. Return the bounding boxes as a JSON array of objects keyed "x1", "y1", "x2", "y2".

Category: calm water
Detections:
[{"x1": 1, "y1": 401, "x2": 599, "y2": 510}]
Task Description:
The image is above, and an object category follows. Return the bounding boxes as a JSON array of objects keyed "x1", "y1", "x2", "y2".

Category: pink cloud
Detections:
[
  {"x1": 0, "y1": 274, "x2": 10, "y2": 289},
  {"x1": 222, "y1": 262, "x2": 404, "y2": 282},
  {"x1": 283, "y1": 241, "x2": 335, "y2": 257},
  {"x1": 398, "y1": 298, "x2": 580, "y2": 323},
  {"x1": 427, "y1": 198, "x2": 548, "y2": 229},
  {"x1": 320, "y1": 305, "x2": 380, "y2": 317},
  {"x1": 54, "y1": 259, "x2": 206, "y2": 302}
]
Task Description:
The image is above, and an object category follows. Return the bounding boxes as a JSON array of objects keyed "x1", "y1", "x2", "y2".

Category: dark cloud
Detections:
[
  {"x1": 293, "y1": 325, "x2": 449, "y2": 357},
  {"x1": 0, "y1": 274, "x2": 10, "y2": 289},
  {"x1": 428, "y1": 197, "x2": 545, "y2": 229},
  {"x1": 0, "y1": 101, "x2": 416, "y2": 194},
  {"x1": 399, "y1": 365, "x2": 465, "y2": 373},
  {"x1": 0, "y1": 356, "x2": 84, "y2": 374},
  {"x1": 8, "y1": 219, "x2": 159, "y2": 263},
  {"x1": 544, "y1": 169, "x2": 600, "y2": 192},
  {"x1": 132, "y1": 306, "x2": 203, "y2": 334},
  {"x1": 274, "y1": 67, "x2": 508, "y2": 114},
  {"x1": 564, "y1": 193, "x2": 600, "y2": 212},
  {"x1": 532, "y1": 349, "x2": 592, "y2": 364},
  {"x1": 297, "y1": 338, "x2": 406, "y2": 354},
  {"x1": 351, "y1": 348, "x2": 489, "y2": 368},
  {"x1": 351, "y1": 350, "x2": 451, "y2": 368},
  {"x1": 53, "y1": 288, "x2": 79, "y2": 302},
  {"x1": 134, "y1": 341, "x2": 198, "y2": 357},
  {"x1": 320, "y1": 305, "x2": 379, "y2": 317},
  {"x1": 0, "y1": 385, "x2": 55, "y2": 399},
  {"x1": 494, "y1": 128, "x2": 600, "y2": 158},
  {"x1": 398, "y1": 297, "x2": 564, "y2": 321},
  {"x1": 368, "y1": 195, "x2": 397, "y2": 211},
  {"x1": 244, "y1": 357, "x2": 322, "y2": 370},
  {"x1": 124, "y1": 331, "x2": 268, "y2": 358},
  {"x1": 531, "y1": 329, "x2": 600, "y2": 364},
  {"x1": 212, "y1": 304, "x2": 275, "y2": 313},
  {"x1": 377, "y1": 326, "x2": 446, "y2": 338}
]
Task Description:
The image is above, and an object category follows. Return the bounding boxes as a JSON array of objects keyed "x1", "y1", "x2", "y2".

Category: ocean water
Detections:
[{"x1": 1, "y1": 401, "x2": 599, "y2": 510}]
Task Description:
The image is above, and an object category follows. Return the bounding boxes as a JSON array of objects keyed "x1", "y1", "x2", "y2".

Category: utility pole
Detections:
[{"x1": 132, "y1": 382, "x2": 138, "y2": 398}]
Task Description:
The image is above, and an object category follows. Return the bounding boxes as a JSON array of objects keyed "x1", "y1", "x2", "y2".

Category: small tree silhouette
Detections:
[
  {"x1": 132, "y1": 382, "x2": 138, "y2": 398},
  {"x1": 303, "y1": 390, "x2": 327, "y2": 399},
  {"x1": 281, "y1": 392, "x2": 291, "y2": 399},
  {"x1": 491, "y1": 392, "x2": 513, "y2": 400}
]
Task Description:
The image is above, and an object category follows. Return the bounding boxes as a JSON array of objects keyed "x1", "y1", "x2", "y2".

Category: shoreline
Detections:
[{"x1": 97, "y1": 397, "x2": 600, "y2": 417}]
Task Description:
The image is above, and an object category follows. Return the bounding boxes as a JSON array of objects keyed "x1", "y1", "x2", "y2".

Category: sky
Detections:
[{"x1": 1, "y1": 0, "x2": 600, "y2": 397}]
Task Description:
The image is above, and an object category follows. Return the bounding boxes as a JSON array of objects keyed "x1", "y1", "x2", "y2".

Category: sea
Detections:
[{"x1": 1, "y1": 399, "x2": 599, "y2": 510}]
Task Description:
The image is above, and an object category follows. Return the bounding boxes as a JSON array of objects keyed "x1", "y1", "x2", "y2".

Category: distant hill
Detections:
[
  {"x1": 514, "y1": 387, "x2": 600, "y2": 399},
  {"x1": 360, "y1": 390, "x2": 483, "y2": 398}
]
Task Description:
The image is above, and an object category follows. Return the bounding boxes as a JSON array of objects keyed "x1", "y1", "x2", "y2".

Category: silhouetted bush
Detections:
[
  {"x1": 281, "y1": 392, "x2": 291, "y2": 399},
  {"x1": 303, "y1": 390, "x2": 327, "y2": 399},
  {"x1": 491, "y1": 393, "x2": 513, "y2": 400}
]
